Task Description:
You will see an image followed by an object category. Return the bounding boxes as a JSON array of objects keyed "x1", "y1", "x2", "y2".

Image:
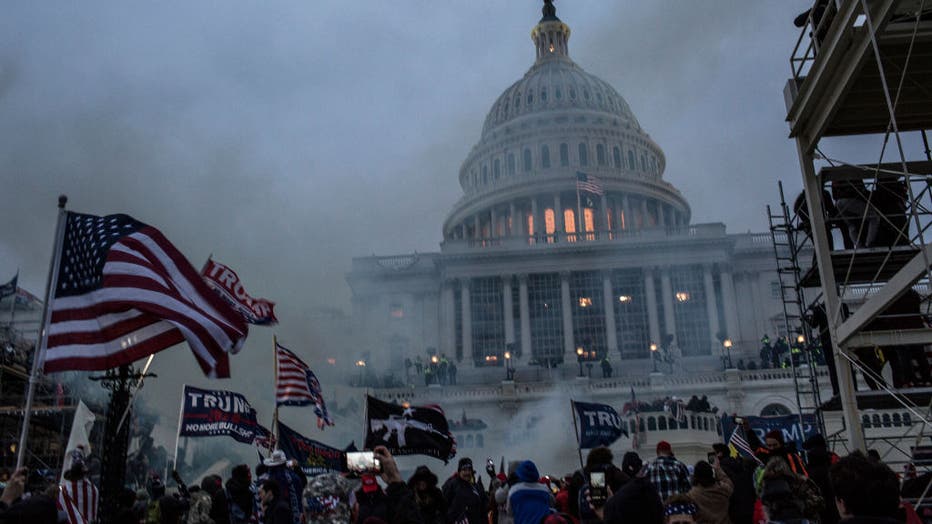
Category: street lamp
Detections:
[
  {"x1": 796, "y1": 334, "x2": 805, "y2": 345},
  {"x1": 722, "y1": 338, "x2": 733, "y2": 369},
  {"x1": 504, "y1": 350, "x2": 512, "y2": 380},
  {"x1": 355, "y1": 359, "x2": 367, "y2": 386},
  {"x1": 576, "y1": 347, "x2": 584, "y2": 377},
  {"x1": 649, "y1": 342, "x2": 658, "y2": 373}
]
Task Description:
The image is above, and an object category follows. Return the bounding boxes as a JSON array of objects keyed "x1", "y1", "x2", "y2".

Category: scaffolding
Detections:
[
  {"x1": 785, "y1": 0, "x2": 932, "y2": 452},
  {"x1": 767, "y1": 181, "x2": 826, "y2": 436}
]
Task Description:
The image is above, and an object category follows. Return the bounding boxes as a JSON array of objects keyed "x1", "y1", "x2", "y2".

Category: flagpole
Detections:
[
  {"x1": 8, "y1": 269, "x2": 17, "y2": 327},
  {"x1": 17, "y1": 196, "x2": 68, "y2": 469},
  {"x1": 115, "y1": 354, "x2": 155, "y2": 435},
  {"x1": 363, "y1": 390, "x2": 370, "y2": 450},
  {"x1": 272, "y1": 335, "x2": 279, "y2": 448},
  {"x1": 570, "y1": 399, "x2": 584, "y2": 471},
  {"x1": 172, "y1": 385, "x2": 186, "y2": 477},
  {"x1": 575, "y1": 178, "x2": 583, "y2": 242}
]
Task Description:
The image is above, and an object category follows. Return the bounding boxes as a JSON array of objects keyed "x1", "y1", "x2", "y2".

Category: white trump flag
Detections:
[{"x1": 61, "y1": 400, "x2": 95, "y2": 478}]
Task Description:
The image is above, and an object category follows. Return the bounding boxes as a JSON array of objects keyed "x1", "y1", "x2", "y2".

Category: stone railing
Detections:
[
  {"x1": 371, "y1": 366, "x2": 830, "y2": 405},
  {"x1": 440, "y1": 223, "x2": 727, "y2": 253}
]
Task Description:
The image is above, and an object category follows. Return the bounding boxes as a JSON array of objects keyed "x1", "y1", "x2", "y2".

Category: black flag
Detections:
[{"x1": 365, "y1": 396, "x2": 456, "y2": 462}]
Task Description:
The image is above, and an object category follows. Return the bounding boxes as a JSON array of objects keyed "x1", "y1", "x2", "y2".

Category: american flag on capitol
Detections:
[
  {"x1": 42, "y1": 212, "x2": 248, "y2": 378},
  {"x1": 275, "y1": 341, "x2": 333, "y2": 428},
  {"x1": 576, "y1": 172, "x2": 604, "y2": 195}
]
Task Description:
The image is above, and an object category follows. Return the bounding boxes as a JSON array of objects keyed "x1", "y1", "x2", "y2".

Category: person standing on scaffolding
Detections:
[{"x1": 832, "y1": 178, "x2": 879, "y2": 249}]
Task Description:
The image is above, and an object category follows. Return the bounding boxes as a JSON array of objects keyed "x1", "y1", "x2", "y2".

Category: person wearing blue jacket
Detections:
[{"x1": 506, "y1": 461, "x2": 554, "y2": 524}]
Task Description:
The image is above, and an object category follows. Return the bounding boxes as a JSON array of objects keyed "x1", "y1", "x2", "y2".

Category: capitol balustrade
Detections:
[
  {"x1": 371, "y1": 366, "x2": 828, "y2": 405},
  {"x1": 440, "y1": 223, "x2": 727, "y2": 253}
]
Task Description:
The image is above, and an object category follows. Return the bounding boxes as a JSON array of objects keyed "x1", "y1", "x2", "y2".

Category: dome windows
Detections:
[
  {"x1": 596, "y1": 144, "x2": 606, "y2": 166},
  {"x1": 527, "y1": 93, "x2": 534, "y2": 106},
  {"x1": 493, "y1": 159, "x2": 501, "y2": 179},
  {"x1": 569, "y1": 88, "x2": 576, "y2": 100},
  {"x1": 628, "y1": 151, "x2": 636, "y2": 170},
  {"x1": 560, "y1": 143, "x2": 569, "y2": 167},
  {"x1": 613, "y1": 147, "x2": 622, "y2": 169},
  {"x1": 583, "y1": 89, "x2": 590, "y2": 101},
  {"x1": 541, "y1": 88, "x2": 548, "y2": 103},
  {"x1": 482, "y1": 165, "x2": 489, "y2": 183},
  {"x1": 507, "y1": 153, "x2": 516, "y2": 175},
  {"x1": 555, "y1": 87, "x2": 562, "y2": 100},
  {"x1": 523, "y1": 148, "x2": 532, "y2": 172},
  {"x1": 578, "y1": 143, "x2": 588, "y2": 167},
  {"x1": 541, "y1": 145, "x2": 551, "y2": 169}
]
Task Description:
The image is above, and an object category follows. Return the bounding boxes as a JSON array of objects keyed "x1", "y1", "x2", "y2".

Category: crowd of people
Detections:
[{"x1": 0, "y1": 426, "x2": 926, "y2": 524}]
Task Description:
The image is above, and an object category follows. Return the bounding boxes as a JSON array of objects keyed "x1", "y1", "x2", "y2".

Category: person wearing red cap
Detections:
[{"x1": 644, "y1": 441, "x2": 691, "y2": 503}]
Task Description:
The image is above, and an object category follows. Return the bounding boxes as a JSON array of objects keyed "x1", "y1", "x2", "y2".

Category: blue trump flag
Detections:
[
  {"x1": 720, "y1": 414, "x2": 818, "y2": 452},
  {"x1": 277, "y1": 421, "x2": 347, "y2": 476},
  {"x1": 178, "y1": 385, "x2": 271, "y2": 445},
  {"x1": 573, "y1": 401, "x2": 628, "y2": 449}
]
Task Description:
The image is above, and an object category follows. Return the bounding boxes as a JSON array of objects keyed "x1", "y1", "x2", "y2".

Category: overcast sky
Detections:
[{"x1": 6, "y1": 1, "x2": 919, "y2": 447}]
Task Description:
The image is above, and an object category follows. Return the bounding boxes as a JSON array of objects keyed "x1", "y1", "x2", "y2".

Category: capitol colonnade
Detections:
[{"x1": 438, "y1": 263, "x2": 741, "y2": 369}]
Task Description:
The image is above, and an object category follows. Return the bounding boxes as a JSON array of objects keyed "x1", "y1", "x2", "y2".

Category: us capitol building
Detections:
[{"x1": 341, "y1": 3, "x2": 882, "y2": 472}]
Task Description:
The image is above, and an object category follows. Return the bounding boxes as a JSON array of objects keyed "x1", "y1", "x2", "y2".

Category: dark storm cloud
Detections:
[{"x1": 5, "y1": 0, "x2": 885, "y2": 452}]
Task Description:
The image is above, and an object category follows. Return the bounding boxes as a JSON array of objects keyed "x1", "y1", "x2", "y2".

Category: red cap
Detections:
[
  {"x1": 361, "y1": 474, "x2": 379, "y2": 493},
  {"x1": 656, "y1": 440, "x2": 672, "y2": 454}
]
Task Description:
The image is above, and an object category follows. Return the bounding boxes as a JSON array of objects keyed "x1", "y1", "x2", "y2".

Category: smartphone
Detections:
[
  {"x1": 708, "y1": 452, "x2": 717, "y2": 464},
  {"x1": 589, "y1": 472, "x2": 607, "y2": 506},
  {"x1": 346, "y1": 451, "x2": 381, "y2": 474}
]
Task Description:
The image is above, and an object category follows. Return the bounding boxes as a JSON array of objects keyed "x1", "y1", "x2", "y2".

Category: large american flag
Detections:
[
  {"x1": 275, "y1": 341, "x2": 333, "y2": 428},
  {"x1": 43, "y1": 212, "x2": 248, "y2": 378},
  {"x1": 576, "y1": 172, "x2": 604, "y2": 195},
  {"x1": 57, "y1": 478, "x2": 98, "y2": 524}
]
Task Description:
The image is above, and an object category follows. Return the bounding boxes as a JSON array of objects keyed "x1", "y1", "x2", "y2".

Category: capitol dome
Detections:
[{"x1": 443, "y1": 1, "x2": 690, "y2": 246}]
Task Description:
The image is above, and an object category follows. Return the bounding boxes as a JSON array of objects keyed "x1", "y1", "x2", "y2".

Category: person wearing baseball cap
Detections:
[{"x1": 644, "y1": 441, "x2": 691, "y2": 502}]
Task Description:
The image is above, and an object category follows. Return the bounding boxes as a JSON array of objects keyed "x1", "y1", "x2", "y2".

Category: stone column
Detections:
[
  {"x1": 503, "y1": 275, "x2": 515, "y2": 345},
  {"x1": 554, "y1": 193, "x2": 564, "y2": 241},
  {"x1": 531, "y1": 197, "x2": 540, "y2": 243},
  {"x1": 641, "y1": 199, "x2": 649, "y2": 228},
  {"x1": 720, "y1": 265, "x2": 740, "y2": 341},
  {"x1": 509, "y1": 202, "x2": 518, "y2": 237},
  {"x1": 461, "y1": 278, "x2": 473, "y2": 366},
  {"x1": 441, "y1": 280, "x2": 456, "y2": 357},
  {"x1": 474, "y1": 214, "x2": 481, "y2": 240},
  {"x1": 518, "y1": 274, "x2": 532, "y2": 359},
  {"x1": 644, "y1": 268, "x2": 661, "y2": 346},
  {"x1": 490, "y1": 207, "x2": 498, "y2": 239},
  {"x1": 613, "y1": 198, "x2": 622, "y2": 235},
  {"x1": 657, "y1": 204, "x2": 666, "y2": 228},
  {"x1": 602, "y1": 271, "x2": 618, "y2": 356},
  {"x1": 621, "y1": 194, "x2": 631, "y2": 230},
  {"x1": 660, "y1": 267, "x2": 676, "y2": 345},
  {"x1": 560, "y1": 271, "x2": 575, "y2": 362},
  {"x1": 703, "y1": 265, "x2": 721, "y2": 352},
  {"x1": 746, "y1": 272, "x2": 765, "y2": 341},
  {"x1": 600, "y1": 194, "x2": 609, "y2": 239}
]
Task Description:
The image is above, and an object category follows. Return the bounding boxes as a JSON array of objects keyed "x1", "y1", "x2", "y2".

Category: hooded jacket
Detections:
[{"x1": 506, "y1": 461, "x2": 553, "y2": 524}]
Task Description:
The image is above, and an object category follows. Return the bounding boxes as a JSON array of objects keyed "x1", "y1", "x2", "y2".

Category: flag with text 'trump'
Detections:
[{"x1": 42, "y1": 212, "x2": 248, "y2": 377}]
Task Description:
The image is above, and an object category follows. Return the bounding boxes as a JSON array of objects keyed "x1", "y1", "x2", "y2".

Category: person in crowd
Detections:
[
  {"x1": 801, "y1": 434, "x2": 839, "y2": 524},
  {"x1": 408, "y1": 466, "x2": 446, "y2": 524},
  {"x1": 593, "y1": 458, "x2": 663, "y2": 524},
  {"x1": 264, "y1": 450, "x2": 306, "y2": 524},
  {"x1": 354, "y1": 473, "x2": 389, "y2": 524},
  {"x1": 747, "y1": 427, "x2": 807, "y2": 477},
  {"x1": 687, "y1": 459, "x2": 732, "y2": 524},
  {"x1": 202, "y1": 474, "x2": 229, "y2": 524},
  {"x1": 829, "y1": 451, "x2": 901, "y2": 523},
  {"x1": 261, "y1": 479, "x2": 294, "y2": 524},
  {"x1": 806, "y1": 303, "x2": 841, "y2": 397},
  {"x1": 572, "y1": 447, "x2": 620, "y2": 524},
  {"x1": 0, "y1": 467, "x2": 57, "y2": 523},
  {"x1": 711, "y1": 444, "x2": 755, "y2": 524},
  {"x1": 554, "y1": 475, "x2": 572, "y2": 516},
  {"x1": 663, "y1": 493, "x2": 699, "y2": 524},
  {"x1": 114, "y1": 486, "x2": 140, "y2": 523},
  {"x1": 303, "y1": 472, "x2": 359, "y2": 524},
  {"x1": 760, "y1": 336, "x2": 773, "y2": 369},
  {"x1": 832, "y1": 178, "x2": 877, "y2": 249},
  {"x1": 871, "y1": 176, "x2": 909, "y2": 248},
  {"x1": 600, "y1": 358, "x2": 612, "y2": 378},
  {"x1": 59, "y1": 448, "x2": 98, "y2": 524},
  {"x1": 756, "y1": 458, "x2": 822, "y2": 524},
  {"x1": 186, "y1": 483, "x2": 214, "y2": 524},
  {"x1": 645, "y1": 441, "x2": 692, "y2": 502},
  {"x1": 506, "y1": 460, "x2": 554, "y2": 524},
  {"x1": 227, "y1": 464, "x2": 256, "y2": 524},
  {"x1": 442, "y1": 458, "x2": 487, "y2": 524},
  {"x1": 758, "y1": 471, "x2": 810, "y2": 524}
]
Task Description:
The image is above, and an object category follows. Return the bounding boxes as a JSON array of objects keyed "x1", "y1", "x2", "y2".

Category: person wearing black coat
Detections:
[
  {"x1": 260, "y1": 479, "x2": 294, "y2": 524},
  {"x1": 712, "y1": 443, "x2": 756, "y2": 524},
  {"x1": 442, "y1": 458, "x2": 487, "y2": 524},
  {"x1": 408, "y1": 466, "x2": 446, "y2": 524},
  {"x1": 802, "y1": 435, "x2": 840, "y2": 524}
]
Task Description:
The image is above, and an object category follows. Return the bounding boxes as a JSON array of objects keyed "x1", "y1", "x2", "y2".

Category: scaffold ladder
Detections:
[{"x1": 768, "y1": 181, "x2": 825, "y2": 435}]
